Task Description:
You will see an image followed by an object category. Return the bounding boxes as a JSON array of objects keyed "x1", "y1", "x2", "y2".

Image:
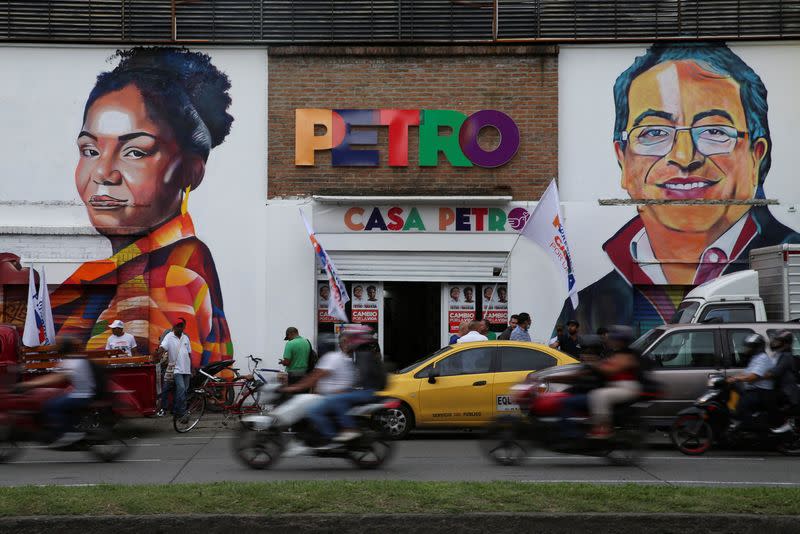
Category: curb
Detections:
[{"x1": 1, "y1": 513, "x2": 798, "y2": 534}]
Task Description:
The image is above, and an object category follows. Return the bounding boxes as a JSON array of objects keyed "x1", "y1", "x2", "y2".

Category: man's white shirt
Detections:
[
  {"x1": 160, "y1": 332, "x2": 192, "y2": 375},
  {"x1": 105, "y1": 333, "x2": 137, "y2": 356}
]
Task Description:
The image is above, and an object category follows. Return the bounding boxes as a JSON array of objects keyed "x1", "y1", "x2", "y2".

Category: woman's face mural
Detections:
[{"x1": 75, "y1": 85, "x2": 202, "y2": 236}]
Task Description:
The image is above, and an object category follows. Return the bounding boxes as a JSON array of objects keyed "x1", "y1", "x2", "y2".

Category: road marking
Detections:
[{"x1": 10, "y1": 459, "x2": 161, "y2": 464}]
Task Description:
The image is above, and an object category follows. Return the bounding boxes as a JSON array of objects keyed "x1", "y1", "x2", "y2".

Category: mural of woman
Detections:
[{"x1": 50, "y1": 47, "x2": 234, "y2": 366}]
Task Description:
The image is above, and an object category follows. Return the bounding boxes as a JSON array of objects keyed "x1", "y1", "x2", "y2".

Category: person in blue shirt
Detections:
[
  {"x1": 509, "y1": 313, "x2": 532, "y2": 342},
  {"x1": 727, "y1": 334, "x2": 775, "y2": 429}
]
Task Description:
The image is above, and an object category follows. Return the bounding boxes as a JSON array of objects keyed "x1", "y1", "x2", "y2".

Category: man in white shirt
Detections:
[
  {"x1": 457, "y1": 320, "x2": 489, "y2": 343},
  {"x1": 283, "y1": 331, "x2": 357, "y2": 443},
  {"x1": 16, "y1": 337, "x2": 96, "y2": 448},
  {"x1": 104, "y1": 319, "x2": 137, "y2": 356},
  {"x1": 155, "y1": 318, "x2": 193, "y2": 419}
]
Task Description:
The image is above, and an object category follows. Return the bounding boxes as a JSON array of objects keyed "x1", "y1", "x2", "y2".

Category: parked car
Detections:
[
  {"x1": 376, "y1": 341, "x2": 577, "y2": 439},
  {"x1": 532, "y1": 322, "x2": 800, "y2": 429}
]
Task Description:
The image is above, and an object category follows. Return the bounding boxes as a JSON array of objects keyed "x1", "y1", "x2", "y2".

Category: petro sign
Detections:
[{"x1": 295, "y1": 109, "x2": 520, "y2": 168}]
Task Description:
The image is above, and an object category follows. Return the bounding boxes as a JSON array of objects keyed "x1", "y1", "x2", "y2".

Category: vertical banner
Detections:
[
  {"x1": 521, "y1": 179, "x2": 578, "y2": 308},
  {"x1": 482, "y1": 283, "x2": 508, "y2": 325},
  {"x1": 447, "y1": 284, "x2": 476, "y2": 333},
  {"x1": 351, "y1": 282, "x2": 381, "y2": 323},
  {"x1": 317, "y1": 282, "x2": 340, "y2": 323}
]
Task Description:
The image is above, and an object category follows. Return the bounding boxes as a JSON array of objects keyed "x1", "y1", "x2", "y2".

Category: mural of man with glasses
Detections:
[{"x1": 560, "y1": 43, "x2": 800, "y2": 331}]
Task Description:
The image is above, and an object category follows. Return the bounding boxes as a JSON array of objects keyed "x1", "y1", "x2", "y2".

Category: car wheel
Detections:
[
  {"x1": 480, "y1": 417, "x2": 527, "y2": 466},
  {"x1": 670, "y1": 414, "x2": 713, "y2": 455},
  {"x1": 375, "y1": 404, "x2": 414, "y2": 440},
  {"x1": 348, "y1": 439, "x2": 393, "y2": 470}
]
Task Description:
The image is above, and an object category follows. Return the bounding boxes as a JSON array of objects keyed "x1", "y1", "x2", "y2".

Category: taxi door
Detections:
[
  {"x1": 417, "y1": 345, "x2": 496, "y2": 424},
  {"x1": 492, "y1": 345, "x2": 559, "y2": 417}
]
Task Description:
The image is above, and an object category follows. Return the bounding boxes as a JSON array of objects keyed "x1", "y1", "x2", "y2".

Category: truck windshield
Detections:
[{"x1": 669, "y1": 301, "x2": 700, "y2": 324}]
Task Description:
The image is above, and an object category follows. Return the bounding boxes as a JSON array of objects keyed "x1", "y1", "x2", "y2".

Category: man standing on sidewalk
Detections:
[
  {"x1": 281, "y1": 326, "x2": 311, "y2": 385},
  {"x1": 509, "y1": 313, "x2": 532, "y2": 342},
  {"x1": 156, "y1": 319, "x2": 192, "y2": 421}
]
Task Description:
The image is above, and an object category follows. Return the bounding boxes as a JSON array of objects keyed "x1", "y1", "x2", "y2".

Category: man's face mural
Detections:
[
  {"x1": 75, "y1": 85, "x2": 203, "y2": 236},
  {"x1": 615, "y1": 60, "x2": 768, "y2": 234}
]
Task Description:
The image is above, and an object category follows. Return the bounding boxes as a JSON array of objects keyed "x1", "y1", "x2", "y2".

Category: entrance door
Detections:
[{"x1": 383, "y1": 282, "x2": 441, "y2": 369}]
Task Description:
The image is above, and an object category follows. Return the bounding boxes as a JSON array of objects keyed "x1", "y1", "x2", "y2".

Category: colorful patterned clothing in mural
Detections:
[
  {"x1": 559, "y1": 207, "x2": 800, "y2": 333},
  {"x1": 51, "y1": 213, "x2": 232, "y2": 367}
]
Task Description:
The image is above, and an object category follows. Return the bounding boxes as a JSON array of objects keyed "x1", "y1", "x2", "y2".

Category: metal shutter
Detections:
[{"x1": 319, "y1": 251, "x2": 508, "y2": 282}]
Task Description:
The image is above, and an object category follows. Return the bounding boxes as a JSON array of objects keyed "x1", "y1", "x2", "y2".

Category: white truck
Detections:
[{"x1": 670, "y1": 244, "x2": 800, "y2": 324}]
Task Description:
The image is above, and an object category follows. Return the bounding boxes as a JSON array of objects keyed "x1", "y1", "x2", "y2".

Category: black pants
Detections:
[{"x1": 737, "y1": 388, "x2": 775, "y2": 427}]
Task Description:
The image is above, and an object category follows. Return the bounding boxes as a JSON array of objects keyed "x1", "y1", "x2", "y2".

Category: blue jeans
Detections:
[
  {"x1": 43, "y1": 395, "x2": 92, "y2": 435},
  {"x1": 308, "y1": 390, "x2": 376, "y2": 440},
  {"x1": 174, "y1": 374, "x2": 191, "y2": 417},
  {"x1": 559, "y1": 393, "x2": 589, "y2": 439},
  {"x1": 161, "y1": 377, "x2": 175, "y2": 413}
]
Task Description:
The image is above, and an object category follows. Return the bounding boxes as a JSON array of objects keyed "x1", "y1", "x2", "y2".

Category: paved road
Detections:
[{"x1": 1, "y1": 416, "x2": 798, "y2": 487}]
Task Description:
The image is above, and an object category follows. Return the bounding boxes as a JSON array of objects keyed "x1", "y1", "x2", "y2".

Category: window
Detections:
[
  {"x1": 670, "y1": 301, "x2": 700, "y2": 324},
  {"x1": 767, "y1": 330, "x2": 800, "y2": 354},
  {"x1": 498, "y1": 347, "x2": 556, "y2": 372},
  {"x1": 699, "y1": 305, "x2": 755, "y2": 323},
  {"x1": 648, "y1": 330, "x2": 718, "y2": 368},
  {"x1": 726, "y1": 329, "x2": 758, "y2": 368},
  {"x1": 435, "y1": 347, "x2": 493, "y2": 377}
]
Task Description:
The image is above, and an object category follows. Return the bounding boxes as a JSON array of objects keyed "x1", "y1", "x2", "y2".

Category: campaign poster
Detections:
[
  {"x1": 351, "y1": 282, "x2": 381, "y2": 323},
  {"x1": 447, "y1": 284, "x2": 476, "y2": 333},
  {"x1": 317, "y1": 282, "x2": 339, "y2": 323},
  {"x1": 482, "y1": 284, "x2": 508, "y2": 325}
]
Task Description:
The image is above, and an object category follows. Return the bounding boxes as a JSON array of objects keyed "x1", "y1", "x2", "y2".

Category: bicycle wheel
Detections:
[{"x1": 173, "y1": 393, "x2": 206, "y2": 433}]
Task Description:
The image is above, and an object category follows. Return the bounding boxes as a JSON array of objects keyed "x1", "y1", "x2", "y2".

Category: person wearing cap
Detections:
[
  {"x1": 104, "y1": 320, "x2": 137, "y2": 357},
  {"x1": 551, "y1": 320, "x2": 583, "y2": 358},
  {"x1": 155, "y1": 319, "x2": 192, "y2": 420},
  {"x1": 280, "y1": 327, "x2": 311, "y2": 385}
]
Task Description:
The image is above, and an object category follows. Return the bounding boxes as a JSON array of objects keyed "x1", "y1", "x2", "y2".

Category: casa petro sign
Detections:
[{"x1": 295, "y1": 109, "x2": 520, "y2": 168}]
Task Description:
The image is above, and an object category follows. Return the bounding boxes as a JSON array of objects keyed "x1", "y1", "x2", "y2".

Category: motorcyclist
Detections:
[
  {"x1": 13, "y1": 337, "x2": 97, "y2": 448},
  {"x1": 555, "y1": 327, "x2": 642, "y2": 439},
  {"x1": 727, "y1": 333, "x2": 775, "y2": 430},
  {"x1": 766, "y1": 330, "x2": 799, "y2": 434},
  {"x1": 281, "y1": 327, "x2": 359, "y2": 445}
]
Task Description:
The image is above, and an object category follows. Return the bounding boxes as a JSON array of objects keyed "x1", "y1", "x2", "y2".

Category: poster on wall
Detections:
[
  {"x1": 351, "y1": 282, "x2": 381, "y2": 323},
  {"x1": 482, "y1": 284, "x2": 508, "y2": 325},
  {"x1": 447, "y1": 284, "x2": 476, "y2": 333},
  {"x1": 317, "y1": 282, "x2": 339, "y2": 323}
]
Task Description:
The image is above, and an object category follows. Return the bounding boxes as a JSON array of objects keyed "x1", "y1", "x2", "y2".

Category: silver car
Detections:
[{"x1": 531, "y1": 323, "x2": 800, "y2": 429}]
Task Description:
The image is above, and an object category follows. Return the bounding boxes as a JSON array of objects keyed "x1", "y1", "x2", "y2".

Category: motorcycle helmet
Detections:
[
  {"x1": 606, "y1": 325, "x2": 635, "y2": 352},
  {"x1": 769, "y1": 330, "x2": 793, "y2": 351},
  {"x1": 742, "y1": 333, "x2": 766, "y2": 357},
  {"x1": 339, "y1": 323, "x2": 375, "y2": 350}
]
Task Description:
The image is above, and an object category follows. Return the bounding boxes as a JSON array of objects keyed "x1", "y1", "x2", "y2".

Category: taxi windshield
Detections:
[{"x1": 396, "y1": 346, "x2": 451, "y2": 374}]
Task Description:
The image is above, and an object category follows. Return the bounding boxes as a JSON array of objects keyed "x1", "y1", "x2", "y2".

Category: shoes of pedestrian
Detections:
[
  {"x1": 48, "y1": 432, "x2": 86, "y2": 449},
  {"x1": 156, "y1": 409, "x2": 166, "y2": 418},
  {"x1": 333, "y1": 430, "x2": 362, "y2": 442},
  {"x1": 771, "y1": 422, "x2": 793, "y2": 434}
]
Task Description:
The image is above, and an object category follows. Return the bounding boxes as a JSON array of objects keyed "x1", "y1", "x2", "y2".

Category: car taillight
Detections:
[{"x1": 382, "y1": 400, "x2": 401, "y2": 410}]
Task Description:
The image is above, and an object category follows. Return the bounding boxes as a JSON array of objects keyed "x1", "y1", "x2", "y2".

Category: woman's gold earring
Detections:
[{"x1": 181, "y1": 186, "x2": 191, "y2": 215}]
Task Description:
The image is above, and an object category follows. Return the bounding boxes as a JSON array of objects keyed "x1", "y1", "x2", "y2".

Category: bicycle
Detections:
[{"x1": 174, "y1": 355, "x2": 283, "y2": 433}]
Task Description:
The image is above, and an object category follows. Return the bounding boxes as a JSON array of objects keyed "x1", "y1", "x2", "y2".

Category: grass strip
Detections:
[{"x1": 0, "y1": 481, "x2": 799, "y2": 516}]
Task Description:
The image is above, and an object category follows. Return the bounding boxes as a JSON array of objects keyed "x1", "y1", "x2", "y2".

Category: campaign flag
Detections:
[
  {"x1": 300, "y1": 209, "x2": 350, "y2": 322},
  {"x1": 521, "y1": 180, "x2": 578, "y2": 308},
  {"x1": 22, "y1": 266, "x2": 56, "y2": 346}
]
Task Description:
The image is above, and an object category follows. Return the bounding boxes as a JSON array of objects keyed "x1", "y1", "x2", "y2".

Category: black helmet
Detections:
[
  {"x1": 743, "y1": 333, "x2": 766, "y2": 354},
  {"x1": 770, "y1": 330, "x2": 793, "y2": 351}
]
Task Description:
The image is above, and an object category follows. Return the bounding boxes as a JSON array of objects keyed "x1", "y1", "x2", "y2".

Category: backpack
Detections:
[
  {"x1": 306, "y1": 339, "x2": 320, "y2": 372},
  {"x1": 354, "y1": 344, "x2": 388, "y2": 391}
]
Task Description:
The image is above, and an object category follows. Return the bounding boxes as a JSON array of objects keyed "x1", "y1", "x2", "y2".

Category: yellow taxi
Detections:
[{"x1": 377, "y1": 340, "x2": 577, "y2": 439}]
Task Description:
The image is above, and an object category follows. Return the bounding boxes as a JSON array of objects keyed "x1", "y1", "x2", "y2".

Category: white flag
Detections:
[
  {"x1": 300, "y1": 209, "x2": 350, "y2": 322},
  {"x1": 521, "y1": 180, "x2": 578, "y2": 308},
  {"x1": 37, "y1": 266, "x2": 56, "y2": 345},
  {"x1": 22, "y1": 266, "x2": 56, "y2": 346}
]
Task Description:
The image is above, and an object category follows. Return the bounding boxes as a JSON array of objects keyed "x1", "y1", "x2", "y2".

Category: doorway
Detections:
[{"x1": 383, "y1": 282, "x2": 441, "y2": 369}]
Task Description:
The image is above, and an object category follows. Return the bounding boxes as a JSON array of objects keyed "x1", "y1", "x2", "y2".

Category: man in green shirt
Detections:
[{"x1": 280, "y1": 326, "x2": 311, "y2": 385}]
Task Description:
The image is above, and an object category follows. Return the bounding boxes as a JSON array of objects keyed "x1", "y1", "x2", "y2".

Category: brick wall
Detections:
[{"x1": 268, "y1": 45, "x2": 558, "y2": 200}]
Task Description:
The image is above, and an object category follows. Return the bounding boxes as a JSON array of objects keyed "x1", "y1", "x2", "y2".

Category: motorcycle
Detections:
[
  {"x1": 481, "y1": 370, "x2": 658, "y2": 466},
  {"x1": 234, "y1": 383, "x2": 396, "y2": 470},
  {"x1": 0, "y1": 385, "x2": 130, "y2": 463},
  {"x1": 670, "y1": 375, "x2": 800, "y2": 456}
]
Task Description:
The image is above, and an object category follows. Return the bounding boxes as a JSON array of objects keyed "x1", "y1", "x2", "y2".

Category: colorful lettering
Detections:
[
  {"x1": 344, "y1": 207, "x2": 365, "y2": 231},
  {"x1": 386, "y1": 207, "x2": 404, "y2": 231},
  {"x1": 439, "y1": 207, "x2": 455, "y2": 230},
  {"x1": 472, "y1": 207, "x2": 488, "y2": 231},
  {"x1": 364, "y1": 207, "x2": 388, "y2": 231},
  {"x1": 458, "y1": 110, "x2": 520, "y2": 168},
  {"x1": 488, "y1": 208, "x2": 507, "y2": 231},
  {"x1": 455, "y1": 207, "x2": 471, "y2": 231},
  {"x1": 419, "y1": 110, "x2": 472, "y2": 167},
  {"x1": 380, "y1": 110, "x2": 420, "y2": 166},
  {"x1": 403, "y1": 208, "x2": 426, "y2": 231},
  {"x1": 332, "y1": 109, "x2": 380, "y2": 166}
]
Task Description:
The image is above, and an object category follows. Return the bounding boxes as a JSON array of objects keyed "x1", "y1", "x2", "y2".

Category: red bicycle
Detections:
[{"x1": 174, "y1": 356, "x2": 282, "y2": 433}]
